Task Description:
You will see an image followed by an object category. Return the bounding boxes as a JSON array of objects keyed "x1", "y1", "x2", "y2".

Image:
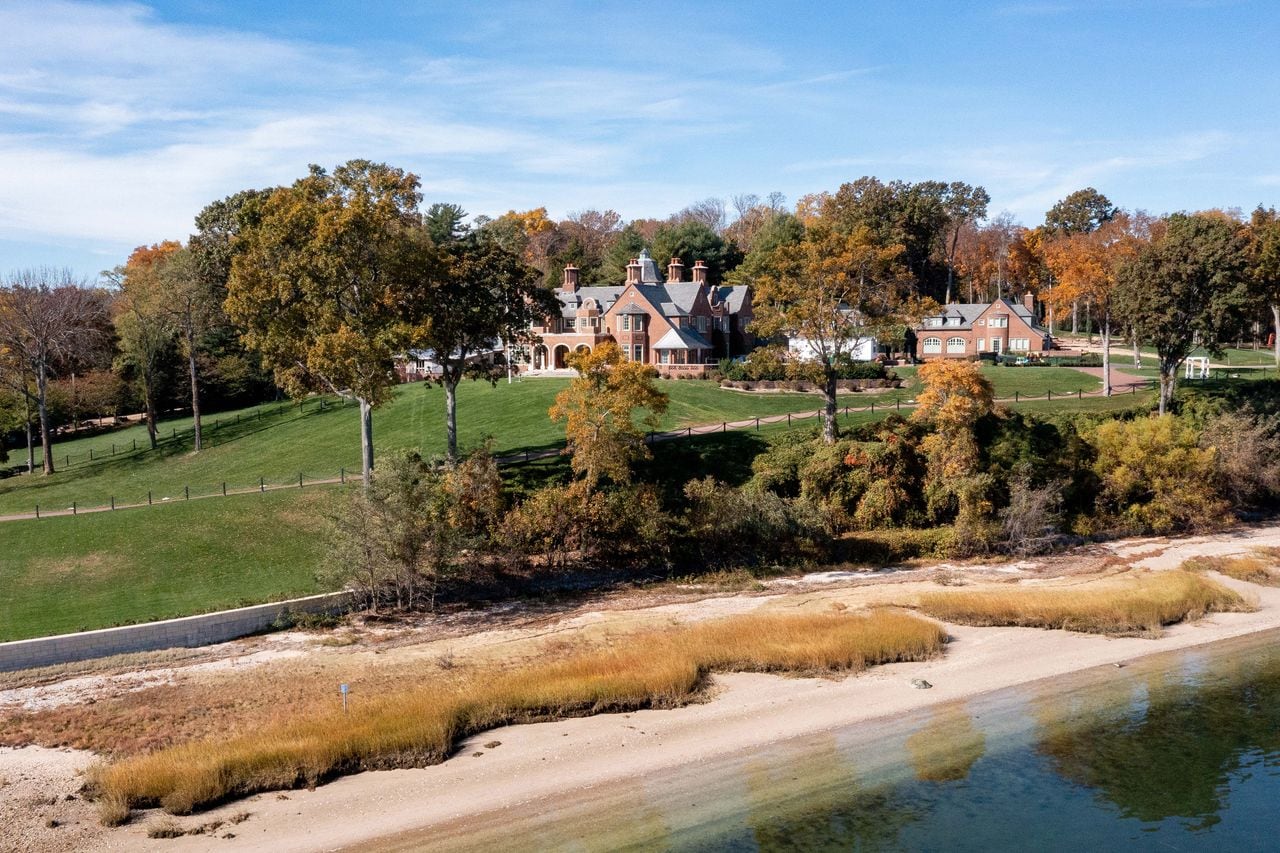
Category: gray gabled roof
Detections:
[
  {"x1": 653, "y1": 326, "x2": 713, "y2": 350},
  {"x1": 714, "y1": 285, "x2": 749, "y2": 313},
  {"x1": 920, "y1": 299, "x2": 1050, "y2": 335},
  {"x1": 557, "y1": 285, "x2": 625, "y2": 318}
]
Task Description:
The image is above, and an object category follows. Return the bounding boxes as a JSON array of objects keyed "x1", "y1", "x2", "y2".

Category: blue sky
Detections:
[{"x1": 2, "y1": 0, "x2": 1278, "y2": 277}]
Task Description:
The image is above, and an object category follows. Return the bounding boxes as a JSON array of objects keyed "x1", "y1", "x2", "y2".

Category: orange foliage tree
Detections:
[{"x1": 1042, "y1": 214, "x2": 1147, "y2": 395}]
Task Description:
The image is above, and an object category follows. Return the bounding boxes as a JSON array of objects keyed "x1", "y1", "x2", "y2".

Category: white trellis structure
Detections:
[{"x1": 1183, "y1": 356, "x2": 1210, "y2": 379}]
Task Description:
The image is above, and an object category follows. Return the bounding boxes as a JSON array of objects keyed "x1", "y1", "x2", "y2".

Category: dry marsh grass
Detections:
[
  {"x1": 1182, "y1": 549, "x2": 1280, "y2": 587},
  {"x1": 915, "y1": 570, "x2": 1248, "y2": 635},
  {"x1": 89, "y1": 609, "x2": 944, "y2": 820}
]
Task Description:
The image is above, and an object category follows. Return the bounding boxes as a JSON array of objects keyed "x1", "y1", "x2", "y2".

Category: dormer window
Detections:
[{"x1": 946, "y1": 317, "x2": 961, "y2": 327}]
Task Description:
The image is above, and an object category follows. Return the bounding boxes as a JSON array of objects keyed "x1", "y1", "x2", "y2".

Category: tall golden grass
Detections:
[
  {"x1": 1182, "y1": 549, "x2": 1280, "y2": 587},
  {"x1": 916, "y1": 570, "x2": 1248, "y2": 635},
  {"x1": 90, "y1": 609, "x2": 944, "y2": 821}
]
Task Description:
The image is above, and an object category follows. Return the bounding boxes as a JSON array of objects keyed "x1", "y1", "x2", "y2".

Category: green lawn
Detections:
[
  {"x1": 1, "y1": 380, "x2": 879, "y2": 517},
  {"x1": 893, "y1": 365, "x2": 1104, "y2": 398},
  {"x1": 0, "y1": 489, "x2": 335, "y2": 642}
]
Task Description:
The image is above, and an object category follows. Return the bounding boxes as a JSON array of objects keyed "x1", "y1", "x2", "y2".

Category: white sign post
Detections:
[{"x1": 340, "y1": 683, "x2": 349, "y2": 714}]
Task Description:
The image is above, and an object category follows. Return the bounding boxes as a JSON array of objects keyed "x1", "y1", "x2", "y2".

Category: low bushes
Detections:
[
  {"x1": 89, "y1": 609, "x2": 945, "y2": 820},
  {"x1": 915, "y1": 570, "x2": 1248, "y2": 635}
]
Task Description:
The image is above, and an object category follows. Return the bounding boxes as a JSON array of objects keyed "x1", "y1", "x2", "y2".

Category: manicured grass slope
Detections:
[
  {"x1": 0, "y1": 489, "x2": 334, "y2": 642},
  {"x1": 0, "y1": 380, "x2": 882, "y2": 516}
]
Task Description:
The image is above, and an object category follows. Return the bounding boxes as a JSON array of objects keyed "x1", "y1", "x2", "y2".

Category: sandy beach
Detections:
[{"x1": 5, "y1": 523, "x2": 1280, "y2": 852}]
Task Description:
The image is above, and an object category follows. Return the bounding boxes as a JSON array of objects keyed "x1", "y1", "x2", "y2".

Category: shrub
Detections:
[
  {"x1": 840, "y1": 527, "x2": 956, "y2": 564},
  {"x1": 1088, "y1": 415, "x2": 1229, "y2": 534},
  {"x1": 321, "y1": 449, "x2": 494, "y2": 612},
  {"x1": 1200, "y1": 410, "x2": 1280, "y2": 506},
  {"x1": 681, "y1": 477, "x2": 829, "y2": 568},
  {"x1": 1000, "y1": 476, "x2": 1064, "y2": 557}
]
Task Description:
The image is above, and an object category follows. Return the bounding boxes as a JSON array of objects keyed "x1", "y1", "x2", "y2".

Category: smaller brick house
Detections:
[{"x1": 914, "y1": 296, "x2": 1052, "y2": 359}]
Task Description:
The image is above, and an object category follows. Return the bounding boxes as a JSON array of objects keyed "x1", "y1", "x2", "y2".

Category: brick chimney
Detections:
[
  {"x1": 666, "y1": 257, "x2": 684, "y2": 283},
  {"x1": 626, "y1": 257, "x2": 642, "y2": 285},
  {"x1": 562, "y1": 264, "x2": 579, "y2": 292},
  {"x1": 1022, "y1": 291, "x2": 1035, "y2": 312},
  {"x1": 691, "y1": 260, "x2": 708, "y2": 284}
]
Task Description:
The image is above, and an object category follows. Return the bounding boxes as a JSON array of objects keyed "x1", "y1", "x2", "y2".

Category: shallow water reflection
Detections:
[{"x1": 370, "y1": 630, "x2": 1280, "y2": 852}]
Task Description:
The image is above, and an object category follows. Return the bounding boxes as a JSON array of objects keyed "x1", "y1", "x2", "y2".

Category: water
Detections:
[{"x1": 376, "y1": 630, "x2": 1280, "y2": 852}]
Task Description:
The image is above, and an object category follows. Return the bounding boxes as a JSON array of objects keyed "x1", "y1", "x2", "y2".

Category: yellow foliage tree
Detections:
[
  {"x1": 913, "y1": 360, "x2": 997, "y2": 532},
  {"x1": 549, "y1": 341, "x2": 669, "y2": 492}
]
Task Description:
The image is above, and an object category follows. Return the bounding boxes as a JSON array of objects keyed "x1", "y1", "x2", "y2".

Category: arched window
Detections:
[
  {"x1": 946, "y1": 337, "x2": 966, "y2": 354},
  {"x1": 922, "y1": 337, "x2": 942, "y2": 354}
]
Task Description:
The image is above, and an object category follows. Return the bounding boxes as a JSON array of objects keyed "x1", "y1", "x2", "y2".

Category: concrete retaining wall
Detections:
[{"x1": 0, "y1": 591, "x2": 354, "y2": 673}]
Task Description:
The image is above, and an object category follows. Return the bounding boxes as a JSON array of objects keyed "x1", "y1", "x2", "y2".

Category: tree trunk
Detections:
[
  {"x1": 1085, "y1": 297, "x2": 1094, "y2": 344},
  {"x1": 1131, "y1": 327, "x2": 1141, "y2": 368},
  {"x1": 1101, "y1": 313, "x2": 1112, "y2": 397},
  {"x1": 1158, "y1": 365, "x2": 1176, "y2": 416},
  {"x1": 1272, "y1": 303, "x2": 1279, "y2": 370},
  {"x1": 36, "y1": 362, "x2": 53, "y2": 475},
  {"x1": 1071, "y1": 301, "x2": 1078, "y2": 335},
  {"x1": 24, "y1": 409, "x2": 35, "y2": 468},
  {"x1": 144, "y1": 384, "x2": 158, "y2": 450},
  {"x1": 359, "y1": 397, "x2": 374, "y2": 489},
  {"x1": 821, "y1": 371, "x2": 838, "y2": 444},
  {"x1": 187, "y1": 332, "x2": 203, "y2": 452},
  {"x1": 444, "y1": 376, "x2": 459, "y2": 461}
]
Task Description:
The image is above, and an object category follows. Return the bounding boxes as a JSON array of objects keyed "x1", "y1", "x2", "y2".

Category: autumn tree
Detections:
[
  {"x1": 1248, "y1": 206, "x2": 1280, "y2": 368},
  {"x1": 227, "y1": 160, "x2": 426, "y2": 487},
  {"x1": 1044, "y1": 188, "x2": 1118, "y2": 334},
  {"x1": 147, "y1": 247, "x2": 221, "y2": 451},
  {"x1": 0, "y1": 269, "x2": 109, "y2": 474},
  {"x1": 911, "y1": 360, "x2": 997, "y2": 535},
  {"x1": 751, "y1": 224, "x2": 907, "y2": 443},
  {"x1": 549, "y1": 340, "x2": 669, "y2": 492},
  {"x1": 1043, "y1": 213, "x2": 1147, "y2": 396},
  {"x1": 408, "y1": 228, "x2": 557, "y2": 460},
  {"x1": 107, "y1": 244, "x2": 178, "y2": 449},
  {"x1": 1114, "y1": 213, "x2": 1252, "y2": 414}
]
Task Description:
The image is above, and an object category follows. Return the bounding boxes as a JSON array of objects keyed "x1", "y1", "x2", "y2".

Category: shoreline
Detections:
[
  {"x1": 6, "y1": 523, "x2": 1280, "y2": 852},
  {"x1": 83, "y1": 549, "x2": 1280, "y2": 851}
]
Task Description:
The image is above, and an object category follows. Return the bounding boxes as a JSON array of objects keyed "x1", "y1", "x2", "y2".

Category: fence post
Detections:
[
  {"x1": 722, "y1": 421, "x2": 727, "y2": 432},
  {"x1": 185, "y1": 486, "x2": 189, "y2": 500},
  {"x1": 89, "y1": 448, "x2": 93, "y2": 461},
  {"x1": 1132, "y1": 385, "x2": 1136, "y2": 395},
  {"x1": 871, "y1": 401, "x2": 875, "y2": 413},
  {"x1": 148, "y1": 491, "x2": 152, "y2": 506},
  {"x1": 173, "y1": 427, "x2": 177, "y2": 438},
  {"x1": 111, "y1": 443, "x2": 115, "y2": 455},
  {"x1": 65, "y1": 455, "x2": 69, "y2": 467},
  {"x1": 133, "y1": 439, "x2": 137, "y2": 451},
  {"x1": 1048, "y1": 389, "x2": 1052, "y2": 401},
  {"x1": 299, "y1": 472, "x2": 304, "y2": 488},
  {"x1": 1078, "y1": 389, "x2": 1082, "y2": 399},
  {"x1": 896, "y1": 399, "x2": 900, "y2": 412},
  {"x1": 787, "y1": 413, "x2": 792, "y2": 425},
  {"x1": 35, "y1": 504, "x2": 39, "y2": 519},
  {"x1": 524, "y1": 449, "x2": 530, "y2": 463},
  {"x1": 755, "y1": 417, "x2": 760, "y2": 431},
  {"x1": 1015, "y1": 390, "x2": 1019, "y2": 402},
  {"x1": 687, "y1": 426, "x2": 692, "y2": 437},
  {"x1": 111, "y1": 496, "x2": 115, "y2": 510},
  {"x1": 260, "y1": 477, "x2": 265, "y2": 493},
  {"x1": 340, "y1": 467, "x2": 345, "y2": 484},
  {"x1": 222, "y1": 482, "x2": 227, "y2": 496},
  {"x1": 72, "y1": 501, "x2": 76, "y2": 516}
]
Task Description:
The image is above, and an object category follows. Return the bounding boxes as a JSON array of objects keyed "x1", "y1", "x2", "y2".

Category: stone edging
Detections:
[{"x1": 0, "y1": 591, "x2": 354, "y2": 673}]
